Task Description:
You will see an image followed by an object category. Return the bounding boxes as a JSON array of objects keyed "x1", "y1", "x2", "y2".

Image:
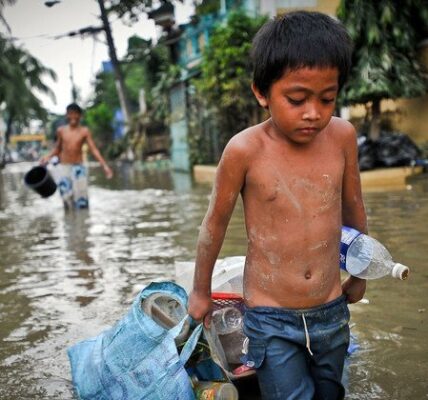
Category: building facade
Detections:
[{"x1": 167, "y1": 0, "x2": 428, "y2": 171}]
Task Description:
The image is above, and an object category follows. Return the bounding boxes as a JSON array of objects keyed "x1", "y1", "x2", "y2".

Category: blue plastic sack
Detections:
[{"x1": 68, "y1": 281, "x2": 203, "y2": 400}]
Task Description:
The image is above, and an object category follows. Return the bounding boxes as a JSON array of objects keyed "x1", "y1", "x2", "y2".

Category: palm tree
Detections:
[
  {"x1": 0, "y1": 0, "x2": 16, "y2": 33},
  {"x1": 0, "y1": 34, "x2": 57, "y2": 143}
]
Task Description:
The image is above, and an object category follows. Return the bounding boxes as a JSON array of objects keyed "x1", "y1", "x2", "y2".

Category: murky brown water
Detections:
[{"x1": 0, "y1": 162, "x2": 427, "y2": 399}]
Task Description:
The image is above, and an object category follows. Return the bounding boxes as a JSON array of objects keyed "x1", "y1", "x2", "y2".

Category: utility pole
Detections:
[
  {"x1": 96, "y1": 0, "x2": 131, "y2": 125},
  {"x1": 45, "y1": 0, "x2": 132, "y2": 126},
  {"x1": 69, "y1": 63, "x2": 78, "y2": 102}
]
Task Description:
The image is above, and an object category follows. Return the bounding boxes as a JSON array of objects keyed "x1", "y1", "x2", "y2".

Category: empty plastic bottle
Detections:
[
  {"x1": 141, "y1": 293, "x2": 190, "y2": 344},
  {"x1": 340, "y1": 226, "x2": 409, "y2": 280},
  {"x1": 212, "y1": 306, "x2": 243, "y2": 335}
]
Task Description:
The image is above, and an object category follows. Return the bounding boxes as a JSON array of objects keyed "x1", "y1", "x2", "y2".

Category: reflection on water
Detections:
[{"x1": 0, "y1": 162, "x2": 427, "y2": 399}]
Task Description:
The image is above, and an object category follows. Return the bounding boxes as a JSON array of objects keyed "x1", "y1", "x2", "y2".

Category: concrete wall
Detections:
[{"x1": 193, "y1": 164, "x2": 423, "y2": 191}]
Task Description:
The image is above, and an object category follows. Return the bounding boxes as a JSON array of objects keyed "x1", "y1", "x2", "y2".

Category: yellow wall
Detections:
[
  {"x1": 10, "y1": 134, "x2": 46, "y2": 144},
  {"x1": 383, "y1": 44, "x2": 428, "y2": 143},
  {"x1": 349, "y1": 43, "x2": 428, "y2": 144},
  {"x1": 278, "y1": 0, "x2": 340, "y2": 15}
]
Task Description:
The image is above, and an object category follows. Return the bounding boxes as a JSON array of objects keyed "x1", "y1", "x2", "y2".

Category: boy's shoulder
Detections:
[
  {"x1": 79, "y1": 125, "x2": 91, "y2": 136},
  {"x1": 225, "y1": 122, "x2": 267, "y2": 155},
  {"x1": 324, "y1": 116, "x2": 357, "y2": 150},
  {"x1": 327, "y1": 116, "x2": 356, "y2": 139}
]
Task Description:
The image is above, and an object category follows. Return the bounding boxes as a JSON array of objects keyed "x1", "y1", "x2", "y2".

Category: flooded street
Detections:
[{"x1": 0, "y1": 162, "x2": 427, "y2": 399}]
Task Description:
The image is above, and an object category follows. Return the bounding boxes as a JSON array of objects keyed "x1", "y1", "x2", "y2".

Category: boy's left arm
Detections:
[
  {"x1": 85, "y1": 129, "x2": 113, "y2": 179},
  {"x1": 341, "y1": 121, "x2": 368, "y2": 303}
]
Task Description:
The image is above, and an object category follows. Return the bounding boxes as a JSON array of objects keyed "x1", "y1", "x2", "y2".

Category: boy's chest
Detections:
[
  {"x1": 245, "y1": 145, "x2": 344, "y2": 207},
  {"x1": 62, "y1": 130, "x2": 85, "y2": 147}
]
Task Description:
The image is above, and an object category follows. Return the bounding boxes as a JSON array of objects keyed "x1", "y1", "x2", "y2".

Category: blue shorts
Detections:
[
  {"x1": 243, "y1": 295, "x2": 350, "y2": 400},
  {"x1": 56, "y1": 164, "x2": 89, "y2": 209}
]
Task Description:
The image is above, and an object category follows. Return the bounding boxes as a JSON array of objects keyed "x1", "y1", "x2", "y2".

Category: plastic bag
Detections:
[
  {"x1": 357, "y1": 136, "x2": 378, "y2": 171},
  {"x1": 68, "y1": 281, "x2": 202, "y2": 400},
  {"x1": 376, "y1": 132, "x2": 422, "y2": 167}
]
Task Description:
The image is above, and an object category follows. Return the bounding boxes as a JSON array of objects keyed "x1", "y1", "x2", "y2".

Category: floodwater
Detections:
[{"x1": 0, "y1": 162, "x2": 427, "y2": 399}]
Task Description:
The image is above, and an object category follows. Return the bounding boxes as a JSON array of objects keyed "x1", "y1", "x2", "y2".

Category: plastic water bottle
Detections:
[
  {"x1": 193, "y1": 380, "x2": 238, "y2": 400},
  {"x1": 340, "y1": 226, "x2": 409, "y2": 280},
  {"x1": 212, "y1": 307, "x2": 246, "y2": 364},
  {"x1": 212, "y1": 307, "x2": 243, "y2": 335}
]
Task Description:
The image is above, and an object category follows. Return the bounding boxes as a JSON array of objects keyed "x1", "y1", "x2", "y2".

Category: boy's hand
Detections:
[
  {"x1": 103, "y1": 165, "x2": 113, "y2": 179},
  {"x1": 188, "y1": 290, "x2": 213, "y2": 328},
  {"x1": 342, "y1": 276, "x2": 366, "y2": 304},
  {"x1": 39, "y1": 156, "x2": 49, "y2": 165}
]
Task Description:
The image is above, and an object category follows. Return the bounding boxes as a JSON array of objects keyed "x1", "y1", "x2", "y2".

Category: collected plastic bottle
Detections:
[
  {"x1": 193, "y1": 380, "x2": 238, "y2": 400},
  {"x1": 340, "y1": 226, "x2": 410, "y2": 280},
  {"x1": 212, "y1": 306, "x2": 246, "y2": 364},
  {"x1": 141, "y1": 293, "x2": 190, "y2": 344},
  {"x1": 212, "y1": 306, "x2": 243, "y2": 335}
]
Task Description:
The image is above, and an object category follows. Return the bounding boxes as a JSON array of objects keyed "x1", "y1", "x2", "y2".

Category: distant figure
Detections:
[
  {"x1": 40, "y1": 103, "x2": 113, "y2": 209},
  {"x1": 188, "y1": 11, "x2": 367, "y2": 400}
]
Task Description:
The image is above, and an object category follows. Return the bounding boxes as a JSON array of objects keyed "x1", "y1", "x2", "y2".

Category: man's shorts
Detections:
[
  {"x1": 56, "y1": 164, "x2": 89, "y2": 209},
  {"x1": 243, "y1": 295, "x2": 350, "y2": 400}
]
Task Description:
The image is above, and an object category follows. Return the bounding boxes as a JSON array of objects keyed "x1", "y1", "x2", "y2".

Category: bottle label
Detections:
[
  {"x1": 340, "y1": 226, "x2": 362, "y2": 270},
  {"x1": 194, "y1": 382, "x2": 222, "y2": 400}
]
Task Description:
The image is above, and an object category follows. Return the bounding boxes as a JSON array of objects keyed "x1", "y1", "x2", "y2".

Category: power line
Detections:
[
  {"x1": 7, "y1": 33, "x2": 52, "y2": 41},
  {"x1": 51, "y1": 25, "x2": 104, "y2": 40}
]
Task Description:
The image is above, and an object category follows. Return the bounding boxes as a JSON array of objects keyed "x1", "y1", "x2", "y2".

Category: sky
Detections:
[{"x1": 2, "y1": 0, "x2": 194, "y2": 115}]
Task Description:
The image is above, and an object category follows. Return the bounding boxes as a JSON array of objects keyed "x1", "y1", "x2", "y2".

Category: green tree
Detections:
[
  {"x1": 87, "y1": 35, "x2": 173, "y2": 157},
  {"x1": 84, "y1": 102, "x2": 118, "y2": 155},
  {"x1": 191, "y1": 10, "x2": 267, "y2": 162},
  {"x1": 124, "y1": 35, "x2": 171, "y2": 111},
  {"x1": 150, "y1": 64, "x2": 180, "y2": 123},
  {"x1": 92, "y1": 71, "x2": 121, "y2": 111},
  {"x1": 107, "y1": 0, "x2": 181, "y2": 23},
  {"x1": 337, "y1": 0, "x2": 428, "y2": 139},
  {"x1": 90, "y1": 36, "x2": 172, "y2": 113},
  {"x1": 0, "y1": 34, "x2": 56, "y2": 143}
]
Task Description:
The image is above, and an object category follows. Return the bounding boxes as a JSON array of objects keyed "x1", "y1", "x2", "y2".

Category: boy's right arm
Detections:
[{"x1": 188, "y1": 137, "x2": 248, "y2": 327}]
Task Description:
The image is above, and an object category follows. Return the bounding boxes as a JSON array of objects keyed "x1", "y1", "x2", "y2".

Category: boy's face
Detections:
[
  {"x1": 66, "y1": 110, "x2": 82, "y2": 127},
  {"x1": 252, "y1": 67, "x2": 339, "y2": 145}
]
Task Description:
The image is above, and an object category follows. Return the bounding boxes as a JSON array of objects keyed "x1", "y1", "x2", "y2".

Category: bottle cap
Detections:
[{"x1": 392, "y1": 263, "x2": 410, "y2": 280}]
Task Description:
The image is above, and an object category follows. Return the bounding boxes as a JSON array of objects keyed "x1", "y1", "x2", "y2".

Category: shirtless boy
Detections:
[
  {"x1": 41, "y1": 103, "x2": 113, "y2": 209},
  {"x1": 188, "y1": 11, "x2": 368, "y2": 400}
]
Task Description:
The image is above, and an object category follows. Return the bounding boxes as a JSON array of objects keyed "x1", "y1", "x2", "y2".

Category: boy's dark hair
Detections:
[
  {"x1": 251, "y1": 11, "x2": 353, "y2": 96},
  {"x1": 66, "y1": 103, "x2": 83, "y2": 114}
]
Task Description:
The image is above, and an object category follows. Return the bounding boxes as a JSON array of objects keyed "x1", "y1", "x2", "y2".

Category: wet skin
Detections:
[
  {"x1": 189, "y1": 67, "x2": 367, "y2": 322},
  {"x1": 41, "y1": 110, "x2": 113, "y2": 178}
]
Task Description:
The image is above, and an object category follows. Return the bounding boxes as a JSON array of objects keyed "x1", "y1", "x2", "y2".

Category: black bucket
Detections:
[{"x1": 24, "y1": 165, "x2": 57, "y2": 198}]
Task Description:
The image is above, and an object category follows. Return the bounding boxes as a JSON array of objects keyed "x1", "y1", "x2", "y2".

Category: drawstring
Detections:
[
  {"x1": 302, "y1": 314, "x2": 314, "y2": 356},
  {"x1": 242, "y1": 336, "x2": 249, "y2": 355}
]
